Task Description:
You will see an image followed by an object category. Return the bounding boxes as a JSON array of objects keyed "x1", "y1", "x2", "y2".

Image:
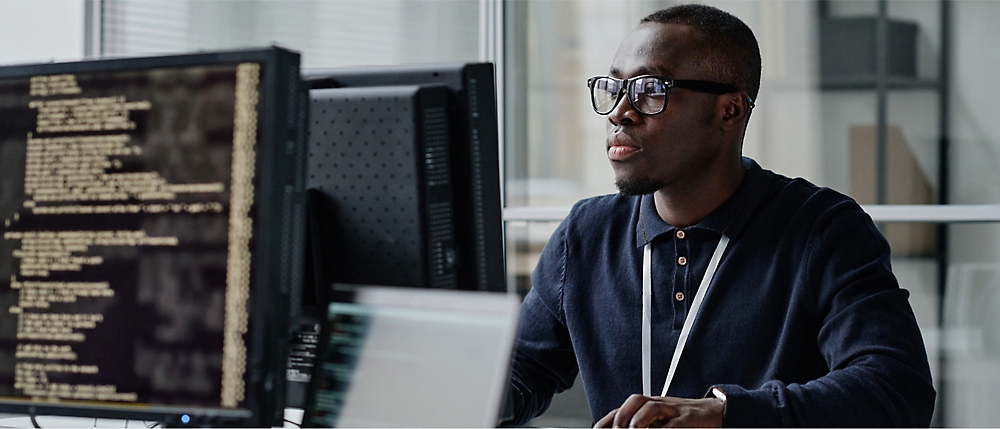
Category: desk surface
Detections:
[{"x1": 0, "y1": 408, "x2": 304, "y2": 428}]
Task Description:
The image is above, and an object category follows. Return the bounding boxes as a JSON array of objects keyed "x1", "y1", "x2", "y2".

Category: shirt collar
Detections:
[{"x1": 635, "y1": 157, "x2": 767, "y2": 248}]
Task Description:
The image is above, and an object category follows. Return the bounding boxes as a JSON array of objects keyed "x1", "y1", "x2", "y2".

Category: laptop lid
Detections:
[{"x1": 302, "y1": 285, "x2": 519, "y2": 428}]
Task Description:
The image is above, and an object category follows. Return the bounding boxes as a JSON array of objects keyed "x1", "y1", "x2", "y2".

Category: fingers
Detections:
[
  {"x1": 630, "y1": 400, "x2": 679, "y2": 428},
  {"x1": 613, "y1": 394, "x2": 652, "y2": 428},
  {"x1": 594, "y1": 408, "x2": 618, "y2": 428},
  {"x1": 598, "y1": 396, "x2": 722, "y2": 428}
]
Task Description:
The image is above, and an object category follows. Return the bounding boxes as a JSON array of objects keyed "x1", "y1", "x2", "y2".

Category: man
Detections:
[{"x1": 507, "y1": 4, "x2": 935, "y2": 427}]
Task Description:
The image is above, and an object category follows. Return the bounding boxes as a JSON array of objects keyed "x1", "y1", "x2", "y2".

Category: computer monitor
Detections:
[
  {"x1": 307, "y1": 84, "x2": 459, "y2": 291},
  {"x1": 0, "y1": 47, "x2": 306, "y2": 427},
  {"x1": 302, "y1": 285, "x2": 519, "y2": 428},
  {"x1": 303, "y1": 63, "x2": 505, "y2": 294}
]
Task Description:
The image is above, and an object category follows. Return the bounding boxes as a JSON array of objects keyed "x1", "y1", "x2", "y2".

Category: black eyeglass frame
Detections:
[{"x1": 586, "y1": 75, "x2": 755, "y2": 116}]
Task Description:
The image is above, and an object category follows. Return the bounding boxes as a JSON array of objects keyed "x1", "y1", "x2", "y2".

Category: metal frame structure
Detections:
[
  {"x1": 504, "y1": 204, "x2": 1000, "y2": 223},
  {"x1": 83, "y1": 0, "x2": 102, "y2": 58}
]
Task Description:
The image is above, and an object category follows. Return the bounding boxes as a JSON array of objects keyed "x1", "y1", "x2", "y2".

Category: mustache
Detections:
[{"x1": 607, "y1": 126, "x2": 641, "y2": 147}]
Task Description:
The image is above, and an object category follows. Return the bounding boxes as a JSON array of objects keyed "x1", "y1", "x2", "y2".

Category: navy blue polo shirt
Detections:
[{"x1": 508, "y1": 157, "x2": 935, "y2": 427}]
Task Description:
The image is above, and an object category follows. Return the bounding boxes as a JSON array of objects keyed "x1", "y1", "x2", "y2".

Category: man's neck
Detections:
[{"x1": 652, "y1": 158, "x2": 747, "y2": 228}]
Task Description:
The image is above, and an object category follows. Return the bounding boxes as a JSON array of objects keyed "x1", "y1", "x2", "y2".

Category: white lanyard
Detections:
[{"x1": 642, "y1": 235, "x2": 729, "y2": 397}]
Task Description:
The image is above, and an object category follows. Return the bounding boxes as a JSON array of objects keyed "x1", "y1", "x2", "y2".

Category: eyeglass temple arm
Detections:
[{"x1": 671, "y1": 79, "x2": 755, "y2": 107}]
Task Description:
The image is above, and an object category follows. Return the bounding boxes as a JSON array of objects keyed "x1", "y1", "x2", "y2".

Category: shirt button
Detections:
[
  {"x1": 675, "y1": 292, "x2": 685, "y2": 301},
  {"x1": 676, "y1": 230, "x2": 685, "y2": 239},
  {"x1": 678, "y1": 256, "x2": 688, "y2": 266}
]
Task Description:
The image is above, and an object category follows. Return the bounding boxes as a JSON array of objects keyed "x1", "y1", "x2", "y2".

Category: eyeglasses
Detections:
[{"x1": 586, "y1": 75, "x2": 754, "y2": 116}]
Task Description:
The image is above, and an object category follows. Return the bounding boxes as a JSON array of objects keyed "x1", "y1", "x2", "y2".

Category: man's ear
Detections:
[{"x1": 719, "y1": 95, "x2": 751, "y2": 131}]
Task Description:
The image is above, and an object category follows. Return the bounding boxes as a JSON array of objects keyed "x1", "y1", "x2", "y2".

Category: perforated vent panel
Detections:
[
  {"x1": 302, "y1": 64, "x2": 506, "y2": 292},
  {"x1": 307, "y1": 85, "x2": 457, "y2": 288}
]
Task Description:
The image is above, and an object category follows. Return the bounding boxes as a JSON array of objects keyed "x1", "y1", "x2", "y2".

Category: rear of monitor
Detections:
[
  {"x1": 303, "y1": 64, "x2": 505, "y2": 294},
  {"x1": 307, "y1": 85, "x2": 459, "y2": 291},
  {"x1": 0, "y1": 48, "x2": 306, "y2": 427}
]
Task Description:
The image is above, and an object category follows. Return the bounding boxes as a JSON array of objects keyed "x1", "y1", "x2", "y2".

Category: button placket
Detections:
[{"x1": 672, "y1": 230, "x2": 689, "y2": 329}]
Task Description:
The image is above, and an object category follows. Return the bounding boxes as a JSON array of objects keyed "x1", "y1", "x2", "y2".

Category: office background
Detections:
[{"x1": 2, "y1": 0, "x2": 998, "y2": 427}]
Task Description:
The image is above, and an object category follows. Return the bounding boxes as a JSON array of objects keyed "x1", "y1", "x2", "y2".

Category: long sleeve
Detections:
[
  {"x1": 507, "y1": 221, "x2": 581, "y2": 426},
  {"x1": 717, "y1": 203, "x2": 936, "y2": 427}
]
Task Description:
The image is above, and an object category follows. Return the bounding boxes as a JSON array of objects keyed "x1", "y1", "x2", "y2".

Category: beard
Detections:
[{"x1": 615, "y1": 177, "x2": 663, "y2": 196}]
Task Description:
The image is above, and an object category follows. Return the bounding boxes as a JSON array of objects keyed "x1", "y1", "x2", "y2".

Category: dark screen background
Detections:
[{"x1": 0, "y1": 63, "x2": 252, "y2": 409}]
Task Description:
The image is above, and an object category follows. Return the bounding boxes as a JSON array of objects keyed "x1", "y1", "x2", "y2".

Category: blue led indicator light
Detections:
[{"x1": 181, "y1": 414, "x2": 191, "y2": 424}]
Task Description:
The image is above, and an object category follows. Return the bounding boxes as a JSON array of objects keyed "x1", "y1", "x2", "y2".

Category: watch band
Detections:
[{"x1": 708, "y1": 386, "x2": 727, "y2": 419}]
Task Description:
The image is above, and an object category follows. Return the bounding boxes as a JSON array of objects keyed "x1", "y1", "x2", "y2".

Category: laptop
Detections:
[{"x1": 302, "y1": 285, "x2": 520, "y2": 428}]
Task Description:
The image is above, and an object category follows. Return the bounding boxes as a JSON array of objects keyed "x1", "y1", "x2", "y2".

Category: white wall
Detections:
[{"x1": 0, "y1": 0, "x2": 84, "y2": 66}]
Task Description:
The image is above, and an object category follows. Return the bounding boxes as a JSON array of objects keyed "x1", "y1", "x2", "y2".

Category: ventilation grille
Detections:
[
  {"x1": 421, "y1": 105, "x2": 455, "y2": 288},
  {"x1": 307, "y1": 85, "x2": 456, "y2": 289}
]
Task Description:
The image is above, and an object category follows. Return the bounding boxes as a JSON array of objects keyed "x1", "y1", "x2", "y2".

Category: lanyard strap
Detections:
[{"x1": 642, "y1": 235, "x2": 729, "y2": 397}]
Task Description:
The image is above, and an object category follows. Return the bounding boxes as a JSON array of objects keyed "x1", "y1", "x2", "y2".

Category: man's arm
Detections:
[
  {"x1": 715, "y1": 205, "x2": 935, "y2": 427},
  {"x1": 506, "y1": 222, "x2": 581, "y2": 426}
]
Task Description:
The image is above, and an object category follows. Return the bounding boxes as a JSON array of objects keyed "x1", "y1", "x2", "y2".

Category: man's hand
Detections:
[{"x1": 593, "y1": 394, "x2": 724, "y2": 428}]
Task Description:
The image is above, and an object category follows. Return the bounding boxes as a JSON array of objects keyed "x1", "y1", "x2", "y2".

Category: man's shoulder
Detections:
[
  {"x1": 550, "y1": 193, "x2": 641, "y2": 245},
  {"x1": 757, "y1": 167, "x2": 871, "y2": 234},
  {"x1": 566, "y1": 193, "x2": 640, "y2": 225},
  {"x1": 763, "y1": 168, "x2": 860, "y2": 214}
]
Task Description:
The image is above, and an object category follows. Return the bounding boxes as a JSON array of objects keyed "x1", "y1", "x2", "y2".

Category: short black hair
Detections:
[{"x1": 641, "y1": 4, "x2": 761, "y2": 102}]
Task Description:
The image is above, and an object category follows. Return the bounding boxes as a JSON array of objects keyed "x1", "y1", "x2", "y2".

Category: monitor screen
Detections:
[
  {"x1": 302, "y1": 286, "x2": 519, "y2": 428},
  {"x1": 0, "y1": 48, "x2": 305, "y2": 427}
]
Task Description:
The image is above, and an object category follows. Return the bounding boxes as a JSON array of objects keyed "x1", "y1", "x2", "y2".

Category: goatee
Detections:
[{"x1": 615, "y1": 178, "x2": 662, "y2": 196}]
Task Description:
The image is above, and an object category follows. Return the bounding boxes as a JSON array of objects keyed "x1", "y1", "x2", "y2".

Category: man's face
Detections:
[{"x1": 605, "y1": 23, "x2": 724, "y2": 195}]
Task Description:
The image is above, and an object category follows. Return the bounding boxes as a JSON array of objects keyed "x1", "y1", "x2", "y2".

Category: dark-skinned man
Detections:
[{"x1": 506, "y1": 4, "x2": 935, "y2": 427}]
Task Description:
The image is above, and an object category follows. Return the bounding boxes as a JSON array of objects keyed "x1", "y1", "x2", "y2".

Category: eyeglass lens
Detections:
[
  {"x1": 591, "y1": 78, "x2": 622, "y2": 114},
  {"x1": 591, "y1": 76, "x2": 668, "y2": 115},
  {"x1": 630, "y1": 77, "x2": 667, "y2": 114}
]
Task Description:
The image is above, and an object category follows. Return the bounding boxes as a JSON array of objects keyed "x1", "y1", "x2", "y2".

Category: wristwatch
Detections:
[{"x1": 707, "y1": 386, "x2": 727, "y2": 419}]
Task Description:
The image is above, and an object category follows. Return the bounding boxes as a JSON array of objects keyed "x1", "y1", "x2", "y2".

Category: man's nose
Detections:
[{"x1": 607, "y1": 93, "x2": 638, "y2": 126}]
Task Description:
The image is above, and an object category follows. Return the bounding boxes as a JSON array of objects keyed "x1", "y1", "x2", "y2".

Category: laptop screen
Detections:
[{"x1": 302, "y1": 286, "x2": 519, "y2": 428}]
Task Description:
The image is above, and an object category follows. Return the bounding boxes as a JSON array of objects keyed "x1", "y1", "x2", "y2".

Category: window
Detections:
[{"x1": 99, "y1": 0, "x2": 482, "y2": 68}]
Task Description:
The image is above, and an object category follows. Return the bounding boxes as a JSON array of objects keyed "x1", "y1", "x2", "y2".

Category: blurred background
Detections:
[{"x1": 3, "y1": 0, "x2": 999, "y2": 426}]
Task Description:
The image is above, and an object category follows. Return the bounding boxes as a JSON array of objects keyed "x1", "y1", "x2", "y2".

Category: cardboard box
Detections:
[{"x1": 850, "y1": 125, "x2": 936, "y2": 256}]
